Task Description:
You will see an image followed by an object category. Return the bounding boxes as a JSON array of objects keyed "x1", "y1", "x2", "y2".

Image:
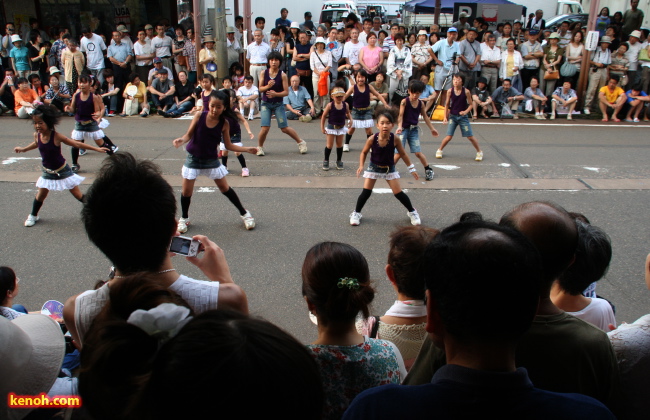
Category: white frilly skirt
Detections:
[
  {"x1": 182, "y1": 164, "x2": 229, "y2": 180},
  {"x1": 36, "y1": 174, "x2": 85, "y2": 191}
]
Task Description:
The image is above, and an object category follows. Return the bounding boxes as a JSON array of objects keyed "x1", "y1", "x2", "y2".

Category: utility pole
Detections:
[
  {"x1": 214, "y1": 0, "x2": 228, "y2": 82},
  {"x1": 577, "y1": 0, "x2": 600, "y2": 110},
  {"x1": 434, "y1": 0, "x2": 441, "y2": 25},
  {"x1": 193, "y1": 0, "x2": 202, "y2": 78}
]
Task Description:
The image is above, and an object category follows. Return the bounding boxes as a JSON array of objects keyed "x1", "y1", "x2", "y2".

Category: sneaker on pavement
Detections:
[
  {"x1": 407, "y1": 210, "x2": 421, "y2": 226},
  {"x1": 24, "y1": 214, "x2": 39, "y2": 227},
  {"x1": 343, "y1": 144, "x2": 350, "y2": 152},
  {"x1": 79, "y1": 149, "x2": 87, "y2": 156},
  {"x1": 157, "y1": 109, "x2": 165, "y2": 116},
  {"x1": 634, "y1": 118, "x2": 640, "y2": 123},
  {"x1": 242, "y1": 168, "x2": 250, "y2": 177},
  {"x1": 583, "y1": 108, "x2": 590, "y2": 115},
  {"x1": 241, "y1": 211, "x2": 255, "y2": 230},
  {"x1": 435, "y1": 149, "x2": 443, "y2": 159},
  {"x1": 110, "y1": 145, "x2": 119, "y2": 153},
  {"x1": 350, "y1": 211, "x2": 362, "y2": 226},
  {"x1": 475, "y1": 151, "x2": 483, "y2": 162},
  {"x1": 322, "y1": 160, "x2": 330, "y2": 171},
  {"x1": 425, "y1": 168, "x2": 434, "y2": 180},
  {"x1": 567, "y1": 115, "x2": 573, "y2": 120},
  {"x1": 550, "y1": 113, "x2": 556, "y2": 120},
  {"x1": 108, "y1": 111, "x2": 116, "y2": 117},
  {"x1": 298, "y1": 140, "x2": 308, "y2": 154},
  {"x1": 177, "y1": 217, "x2": 190, "y2": 233},
  {"x1": 336, "y1": 161, "x2": 344, "y2": 170},
  {"x1": 256, "y1": 147, "x2": 265, "y2": 156},
  {"x1": 71, "y1": 164, "x2": 80, "y2": 173}
]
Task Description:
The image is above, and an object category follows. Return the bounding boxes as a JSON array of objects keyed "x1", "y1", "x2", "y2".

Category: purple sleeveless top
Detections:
[
  {"x1": 224, "y1": 114, "x2": 241, "y2": 137},
  {"x1": 75, "y1": 92, "x2": 95, "y2": 122},
  {"x1": 370, "y1": 133, "x2": 395, "y2": 166},
  {"x1": 186, "y1": 112, "x2": 225, "y2": 159},
  {"x1": 328, "y1": 102, "x2": 347, "y2": 126},
  {"x1": 402, "y1": 99, "x2": 421, "y2": 127},
  {"x1": 202, "y1": 91, "x2": 211, "y2": 109},
  {"x1": 450, "y1": 88, "x2": 468, "y2": 116},
  {"x1": 38, "y1": 131, "x2": 65, "y2": 170},
  {"x1": 353, "y1": 84, "x2": 370, "y2": 109},
  {"x1": 262, "y1": 69, "x2": 283, "y2": 103}
]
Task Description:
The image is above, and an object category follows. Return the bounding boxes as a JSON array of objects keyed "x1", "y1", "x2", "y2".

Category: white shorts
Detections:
[{"x1": 219, "y1": 141, "x2": 243, "y2": 152}]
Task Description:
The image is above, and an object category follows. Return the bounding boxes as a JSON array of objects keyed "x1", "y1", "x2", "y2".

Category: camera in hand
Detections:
[{"x1": 169, "y1": 236, "x2": 200, "y2": 257}]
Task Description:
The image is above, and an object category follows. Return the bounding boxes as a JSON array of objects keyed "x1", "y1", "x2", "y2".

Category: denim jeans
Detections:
[{"x1": 167, "y1": 100, "x2": 194, "y2": 116}]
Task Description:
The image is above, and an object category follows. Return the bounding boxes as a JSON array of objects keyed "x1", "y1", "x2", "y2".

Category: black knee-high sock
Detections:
[
  {"x1": 31, "y1": 199, "x2": 44, "y2": 216},
  {"x1": 102, "y1": 135, "x2": 115, "y2": 147},
  {"x1": 222, "y1": 187, "x2": 246, "y2": 215},
  {"x1": 222, "y1": 155, "x2": 228, "y2": 167},
  {"x1": 394, "y1": 191, "x2": 415, "y2": 212},
  {"x1": 324, "y1": 147, "x2": 332, "y2": 161},
  {"x1": 336, "y1": 147, "x2": 343, "y2": 161},
  {"x1": 345, "y1": 134, "x2": 352, "y2": 145},
  {"x1": 355, "y1": 188, "x2": 372, "y2": 213},
  {"x1": 71, "y1": 147, "x2": 80, "y2": 165},
  {"x1": 180, "y1": 195, "x2": 191, "y2": 218},
  {"x1": 236, "y1": 154, "x2": 247, "y2": 168}
]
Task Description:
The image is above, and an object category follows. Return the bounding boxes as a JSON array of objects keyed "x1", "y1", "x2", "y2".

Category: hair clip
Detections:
[
  {"x1": 338, "y1": 277, "x2": 360, "y2": 290},
  {"x1": 127, "y1": 303, "x2": 193, "y2": 344}
]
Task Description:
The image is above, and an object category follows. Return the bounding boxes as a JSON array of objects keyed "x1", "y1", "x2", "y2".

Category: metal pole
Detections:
[
  {"x1": 214, "y1": 0, "x2": 228, "y2": 81},
  {"x1": 577, "y1": 0, "x2": 600, "y2": 110},
  {"x1": 193, "y1": 0, "x2": 202, "y2": 78},
  {"x1": 243, "y1": 0, "x2": 252, "y2": 76}
]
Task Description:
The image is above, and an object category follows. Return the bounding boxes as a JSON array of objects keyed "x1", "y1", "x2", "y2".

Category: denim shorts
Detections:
[
  {"x1": 363, "y1": 162, "x2": 399, "y2": 180},
  {"x1": 41, "y1": 164, "x2": 74, "y2": 180},
  {"x1": 260, "y1": 101, "x2": 288, "y2": 129},
  {"x1": 352, "y1": 107, "x2": 373, "y2": 120},
  {"x1": 184, "y1": 153, "x2": 221, "y2": 169},
  {"x1": 74, "y1": 120, "x2": 100, "y2": 132},
  {"x1": 396, "y1": 126, "x2": 421, "y2": 153},
  {"x1": 446, "y1": 114, "x2": 473, "y2": 137}
]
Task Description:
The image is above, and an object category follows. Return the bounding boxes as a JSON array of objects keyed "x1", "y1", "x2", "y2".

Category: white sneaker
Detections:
[
  {"x1": 177, "y1": 217, "x2": 190, "y2": 233},
  {"x1": 343, "y1": 144, "x2": 350, "y2": 152},
  {"x1": 583, "y1": 108, "x2": 591, "y2": 115},
  {"x1": 350, "y1": 211, "x2": 362, "y2": 226},
  {"x1": 475, "y1": 151, "x2": 483, "y2": 162},
  {"x1": 256, "y1": 147, "x2": 265, "y2": 156},
  {"x1": 436, "y1": 149, "x2": 443, "y2": 159},
  {"x1": 248, "y1": 113, "x2": 254, "y2": 120},
  {"x1": 241, "y1": 211, "x2": 255, "y2": 230},
  {"x1": 24, "y1": 214, "x2": 39, "y2": 227},
  {"x1": 242, "y1": 168, "x2": 250, "y2": 177},
  {"x1": 298, "y1": 140, "x2": 308, "y2": 154},
  {"x1": 408, "y1": 210, "x2": 421, "y2": 226}
]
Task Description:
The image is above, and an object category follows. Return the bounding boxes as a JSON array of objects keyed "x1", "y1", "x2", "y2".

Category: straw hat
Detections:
[{"x1": 203, "y1": 36, "x2": 215, "y2": 44}]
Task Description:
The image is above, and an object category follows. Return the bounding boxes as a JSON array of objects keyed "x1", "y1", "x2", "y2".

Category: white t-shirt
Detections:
[
  {"x1": 151, "y1": 35, "x2": 173, "y2": 58},
  {"x1": 567, "y1": 297, "x2": 616, "y2": 332},
  {"x1": 626, "y1": 42, "x2": 644, "y2": 71},
  {"x1": 237, "y1": 85, "x2": 259, "y2": 99},
  {"x1": 343, "y1": 41, "x2": 364, "y2": 65},
  {"x1": 134, "y1": 41, "x2": 155, "y2": 66},
  {"x1": 80, "y1": 33, "x2": 107, "y2": 70}
]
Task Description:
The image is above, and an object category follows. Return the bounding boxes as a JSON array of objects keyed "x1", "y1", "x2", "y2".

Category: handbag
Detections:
[
  {"x1": 318, "y1": 71, "x2": 329, "y2": 96},
  {"x1": 560, "y1": 60, "x2": 577, "y2": 77},
  {"x1": 176, "y1": 54, "x2": 188, "y2": 67},
  {"x1": 297, "y1": 68, "x2": 312, "y2": 77},
  {"x1": 124, "y1": 98, "x2": 139, "y2": 116},
  {"x1": 544, "y1": 66, "x2": 560, "y2": 80}
]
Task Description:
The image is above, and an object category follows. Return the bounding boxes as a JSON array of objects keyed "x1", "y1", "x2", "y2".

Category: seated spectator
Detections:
[
  {"x1": 230, "y1": 62, "x2": 245, "y2": 89},
  {"x1": 551, "y1": 218, "x2": 616, "y2": 332},
  {"x1": 147, "y1": 57, "x2": 174, "y2": 86},
  {"x1": 0, "y1": 266, "x2": 27, "y2": 320},
  {"x1": 551, "y1": 81, "x2": 578, "y2": 120},
  {"x1": 623, "y1": 84, "x2": 650, "y2": 122},
  {"x1": 43, "y1": 73, "x2": 71, "y2": 113},
  {"x1": 524, "y1": 76, "x2": 548, "y2": 119},
  {"x1": 147, "y1": 68, "x2": 175, "y2": 114},
  {"x1": 28, "y1": 73, "x2": 48, "y2": 102},
  {"x1": 471, "y1": 76, "x2": 493, "y2": 118},
  {"x1": 491, "y1": 78, "x2": 524, "y2": 118},
  {"x1": 303, "y1": 242, "x2": 406, "y2": 420},
  {"x1": 164, "y1": 70, "x2": 194, "y2": 118},
  {"x1": 121, "y1": 73, "x2": 149, "y2": 117},
  {"x1": 598, "y1": 75, "x2": 626, "y2": 122},
  {"x1": 79, "y1": 274, "x2": 323, "y2": 420},
  {"x1": 100, "y1": 69, "x2": 120, "y2": 116},
  {"x1": 357, "y1": 226, "x2": 438, "y2": 370},
  {"x1": 0, "y1": 69, "x2": 17, "y2": 115},
  {"x1": 607, "y1": 252, "x2": 650, "y2": 420},
  {"x1": 221, "y1": 77, "x2": 233, "y2": 90},
  {"x1": 344, "y1": 219, "x2": 615, "y2": 420},
  {"x1": 236, "y1": 75, "x2": 259, "y2": 120},
  {"x1": 62, "y1": 153, "x2": 249, "y2": 347},
  {"x1": 369, "y1": 72, "x2": 389, "y2": 109},
  {"x1": 13, "y1": 76, "x2": 39, "y2": 118},
  {"x1": 284, "y1": 74, "x2": 315, "y2": 121}
]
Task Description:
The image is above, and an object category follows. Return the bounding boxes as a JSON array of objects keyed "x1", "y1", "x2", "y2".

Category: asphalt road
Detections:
[{"x1": 1, "y1": 114, "x2": 648, "y2": 343}]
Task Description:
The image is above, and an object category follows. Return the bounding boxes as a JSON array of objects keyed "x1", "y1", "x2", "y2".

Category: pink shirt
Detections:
[{"x1": 361, "y1": 46, "x2": 381, "y2": 73}]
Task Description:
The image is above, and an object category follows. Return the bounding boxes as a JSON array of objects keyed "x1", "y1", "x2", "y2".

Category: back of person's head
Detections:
[
  {"x1": 0, "y1": 266, "x2": 17, "y2": 306},
  {"x1": 557, "y1": 220, "x2": 612, "y2": 295},
  {"x1": 82, "y1": 153, "x2": 177, "y2": 274},
  {"x1": 408, "y1": 79, "x2": 425, "y2": 94},
  {"x1": 387, "y1": 226, "x2": 439, "y2": 300},
  {"x1": 500, "y1": 201, "x2": 577, "y2": 287},
  {"x1": 81, "y1": 274, "x2": 323, "y2": 420},
  {"x1": 425, "y1": 220, "x2": 542, "y2": 344},
  {"x1": 302, "y1": 242, "x2": 375, "y2": 326}
]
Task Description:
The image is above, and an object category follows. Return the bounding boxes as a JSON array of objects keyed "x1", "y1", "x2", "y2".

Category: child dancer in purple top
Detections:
[
  {"x1": 350, "y1": 107, "x2": 421, "y2": 227},
  {"x1": 320, "y1": 86, "x2": 352, "y2": 171},
  {"x1": 173, "y1": 90, "x2": 258, "y2": 233},
  {"x1": 13, "y1": 105, "x2": 108, "y2": 227}
]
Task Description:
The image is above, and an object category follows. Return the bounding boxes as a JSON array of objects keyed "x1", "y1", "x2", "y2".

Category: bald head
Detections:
[{"x1": 500, "y1": 202, "x2": 577, "y2": 289}]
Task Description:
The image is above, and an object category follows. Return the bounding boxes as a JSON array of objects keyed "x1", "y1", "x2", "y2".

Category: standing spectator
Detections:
[
  {"x1": 325, "y1": 27, "x2": 342, "y2": 86},
  {"x1": 284, "y1": 74, "x2": 315, "y2": 120},
  {"x1": 541, "y1": 33, "x2": 564, "y2": 97},
  {"x1": 382, "y1": 23, "x2": 399, "y2": 59},
  {"x1": 226, "y1": 26, "x2": 241, "y2": 69},
  {"x1": 184, "y1": 27, "x2": 197, "y2": 85},
  {"x1": 527, "y1": 9, "x2": 546, "y2": 30},
  {"x1": 144, "y1": 24, "x2": 155, "y2": 42},
  {"x1": 359, "y1": 32, "x2": 383, "y2": 83},
  {"x1": 302, "y1": 12, "x2": 315, "y2": 32},
  {"x1": 584, "y1": 36, "x2": 612, "y2": 114},
  {"x1": 598, "y1": 75, "x2": 627, "y2": 121},
  {"x1": 386, "y1": 34, "x2": 412, "y2": 102},
  {"x1": 519, "y1": 29, "x2": 543, "y2": 92},
  {"x1": 639, "y1": 44, "x2": 650, "y2": 94},
  {"x1": 114, "y1": 25, "x2": 133, "y2": 50},
  {"x1": 310, "y1": 37, "x2": 332, "y2": 116},
  {"x1": 605, "y1": 25, "x2": 621, "y2": 52},
  {"x1": 148, "y1": 68, "x2": 175, "y2": 114},
  {"x1": 500, "y1": 38, "x2": 523, "y2": 88},
  {"x1": 276, "y1": 8, "x2": 291, "y2": 29},
  {"x1": 269, "y1": 28, "x2": 286, "y2": 57},
  {"x1": 596, "y1": 8, "x2": 612, "y2": 38},
  {"x1": 172, "y1": 26, "x2": 188, "y2": 77},
  {"x1": 61, "y1": 39, "x2": 84, "y2": 94},
  {"x1": 610, "y1": 43, "x2": 630, "y2": 88},
  {"x1": 622, "y1": 0, "x2": 644, "y2": 39},
  {"x1": 48, "y1": 27, "x2": 68, "y2": 74},
  {"x1": 255, "y1": 17, "x2": 270, "y2": 44},
  {"x1": 1, "y1": 23, "x2": 16, "y2": 70},
  {"x1": 27, "y1": 32, "x2": 46, "y2": 78},
  {"x1": 481, "y1": 35, "x2": 501, "y2": 93},
  {"x1": 358, "y1": 18, "x2": 373, "y2": 45},
  {"x1": 452, "y1": 12, "x2": 471, "y2": 32},
  {"x1": 343, "y1": 28, "x2": 364, "y2": 69},
  {"x1": 100, "y1": 69, "x2": 120, "y2": 115},
  {"x1": 107, "y1": 30, "x2": 133, "y2": 110},
  {"x1": 550, "y1": 80, "x2": 578, "y2": 119},
  {"x1": 513, "y1": 20, "x2": 526, "y2": 45},
  {"x1": 557, "y1": 21, "x2": 572, "y2": 49},
  {"x1": 491, "y1": 78, "x2": 524, "y2": 118},
  {"x1": 247, "y1": 29, "x2": 271, "y2": 89},
  {"x1": 22, "y1": 18, "x2": 49, "y2": 44},
  {"x1": 431, "y1": 27, "x2": 461, "y2": 104},
  {"x1": 458, "y1": 27, "x2": 482, "y2": 89},
  {"x1": 410, "y1": 30, "x2": 433, "y2": 81},
  {"x1": 198, "y1": 36, "x2": 218, "y2": 80},
  {"x1": 80, "y1": 27, "x2": 107, "y2": 84},
  {"x1": 564, "y1": 30, "x2": 584, "y2": 88},
  {"x1": 134, "y1": 29, "x2": 155, "y2": 87},
  {"x1": 9, "y1": 35, "x2": 30, "y2": 79},
  {"x1": 496, "y1": 22, "x2": 514, "y2": 51},
  {"x1": 164, "y1": 70, "x2": 194, "y2": 117},
  {"x1": 152, "y1": 23, "x2": 174, "y2": 70},
  {"x1": 293, "y1": 31, "x2": 314, "y2": 98},
  {"x1": 626, "y1": 31, "x2": 643, "y2": 85}
]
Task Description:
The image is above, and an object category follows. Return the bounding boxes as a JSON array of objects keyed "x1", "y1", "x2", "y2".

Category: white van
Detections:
[{"x1": 320, "y1": 1, "x2": 359, "y2": 25}]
